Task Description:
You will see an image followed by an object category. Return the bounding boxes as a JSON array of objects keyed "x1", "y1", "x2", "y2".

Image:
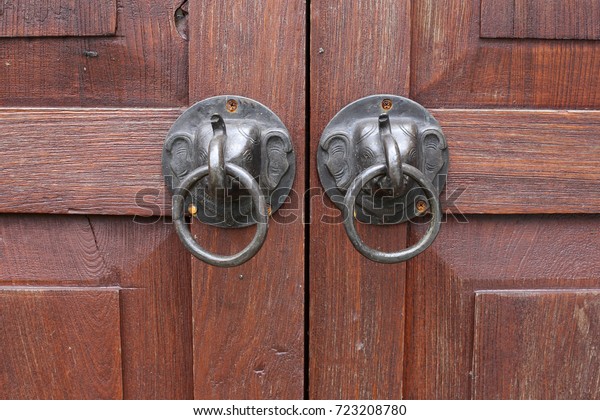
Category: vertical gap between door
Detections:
[{"x1": 303, "y1": 0, "x2": 311, "y2": 401}]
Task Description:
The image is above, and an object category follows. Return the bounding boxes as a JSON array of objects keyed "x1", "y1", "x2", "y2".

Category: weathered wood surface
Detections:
[
  {"x1": 0, "y1": 214, "x2": 194, "y2": 399},
  {"x1": 0, "y1": 288, "x2": 123, "y2": 399},
  {"x1": 481, "y1": 0, "x2": 600, "y2": 40},
  {"x1": 404, "y1": 215, "x2": 600, "y2": 398},
  {"x1": 0, "y1": 0, "x2": 187, "y2": 107},
  {"x1": 1, "y1": 108, "x2": 599, "y2": 216},
  {"x1": 188, "y1": 0, "x2": 306, "y2": 399},
  {"x1": 472, "y1": 290, "x2": 600, "y2": 399},
  {"x1": 310, "y1": 0, "x2": 411, "y2": 399},
  {"x1": 413, "y1": 0, "x2": 600, "y2": 108}
]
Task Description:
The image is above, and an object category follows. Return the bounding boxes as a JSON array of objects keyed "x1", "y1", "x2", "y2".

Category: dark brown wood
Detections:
[
  {"x1": 0, "y1": 214, "x2": 194, "y2": 399},
  {"x1": 188, "y1": 0, "x2": 305, "y2": 399},
  {"x1": 0, "y1": 288, "x2": 123, "y2": 399},
  {"x1": 309, "y1": 0, "x2": 411, "y2": 399},
  {"x1": 481, "y1": 0, "x2": 600, "y2": 40},
  {"x1": 0, "y1": 0, "x2": 117, "y2": 37},
  {"x1": 3, "y1": 108, "x2": 599, "y2": 216},
  {"x1": 472, "y1": 290, "x2": 600, "y2": 399},
  {"x1": 412, "y1": 0, "x2": 600, "y2": 108},
  {"x1": 403, "y1": 215, "x2": 600, "y2": 399},
  {"x1": 0, "y1": 0, "x2": 187, "y2": 107}
]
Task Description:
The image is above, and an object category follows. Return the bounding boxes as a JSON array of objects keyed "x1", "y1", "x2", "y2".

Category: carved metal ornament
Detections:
[
  {"x1": 317, "y1": 95, "x2": 448, "y2": 225},
  {"x1": 163, "y1": 96, "x2": 295, "y2": 267},
  {"x1": 317, "y1": 95, "x2": 449, "y2": 264}
]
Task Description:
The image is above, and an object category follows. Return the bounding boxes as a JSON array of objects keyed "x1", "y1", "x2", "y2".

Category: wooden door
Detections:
[
  {"x1": 309, "y1": 0, "x2": 600, "y2": 399},
  {"x1": 0, "y1": 0, "x2": 305, "y2": 399}
]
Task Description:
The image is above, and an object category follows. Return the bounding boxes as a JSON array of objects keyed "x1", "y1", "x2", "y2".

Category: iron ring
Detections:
[
  {"x1": 172, "y1": 164, "x2": 268, "y2": 267},
  {"x1": 343, "y1": 163, "x2": 442, "y2": 263}
]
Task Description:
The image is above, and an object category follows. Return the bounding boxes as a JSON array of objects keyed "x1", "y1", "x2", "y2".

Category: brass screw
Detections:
[
  {"x1": 381, "y1": 98, "x2": 393, "y2": 110},
  {"x1": 188, "y1": 203, "x2": 198, "y2": 216},
  {"x1": 226, "y1": 99, "x2": 238, "y2": 112},
  {"x1": 416, "y1": 200, "x2": 427, "y2": 214}
]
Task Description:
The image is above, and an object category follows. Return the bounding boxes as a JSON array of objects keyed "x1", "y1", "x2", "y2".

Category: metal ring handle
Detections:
[
  {"x1": 343, "y1": 163, "x2": 442, "y2": 263},
  {"x1": 172, "y1": 163, "x2": 268, "y2": 267}
]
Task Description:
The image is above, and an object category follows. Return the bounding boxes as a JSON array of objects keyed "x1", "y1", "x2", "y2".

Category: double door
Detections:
[{"x1": 0, "y1": 0, "x2": 599, "y2": 399}]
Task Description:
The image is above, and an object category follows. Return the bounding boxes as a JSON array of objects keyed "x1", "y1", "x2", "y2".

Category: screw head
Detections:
[
  {"x1": 381, "y1": 98, "x2": 393, "y2": 111},
  {"x1": 226, "y1": 99, "x2": 238, "y2": 112}
]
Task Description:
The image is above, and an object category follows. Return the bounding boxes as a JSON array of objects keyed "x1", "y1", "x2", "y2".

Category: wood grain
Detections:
[
  {"x1": 0, "y1": 0, "x2": 117, "y2": 37},
  {"x1": 0, "y1": 288, "x2": 123, "y2": 399},
  {"x1": 89, "y1": 216, "x2": 194, "y2": 399},
  {"x1": 0, "y1": 0, "x2": 187, "y2": 107},
  {"x1": 435, "y1": 109, "x2": 600, "y2": 214},
  {"x1": 472, "y1": 290, "x2": 600, "y2": 399},
  {"x1": 413, "y1": 0, "x2": 600, "y2": 108},
  {"x1": 1, "y1": 108, "x2": 599, "y2": 216},
  {"x1": 481, "y1": 0, "x2": 600, "y2": 40},
  {"x1": 0, "y1": 214, "x2": 110, "y2": 285},
  {"x1": 309, "y1": 0, "x2": 411, "y2": 399},
  {"x1": 0, "y1": 214, "x2": 194, "y2": 399},
  {"x1": 403, "y1": 215, "x2": 600, "y2": 399},
  {"x1": 188, "y1": 0, "x2": 305, "y2": 399},
  {"x1": 0, "y1": 108, "x2": 180, "y2": 216}
]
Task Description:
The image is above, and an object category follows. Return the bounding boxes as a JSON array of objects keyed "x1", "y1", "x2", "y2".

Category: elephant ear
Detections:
[
  {"x1": 321, "y1": 132, "x2": 353, "y2": 190},
  {"x1": 165, "y1": 133, "x2": 194, "y2": 180},
  {"x1": 261, "y1": 130, "x2": 293, "y2": 189},
  {"x1": 420, "y1": 128, "x2": 447, "y2": 177}
]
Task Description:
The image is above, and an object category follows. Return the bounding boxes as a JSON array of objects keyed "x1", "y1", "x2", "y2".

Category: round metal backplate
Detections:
[
  {"x1": 163, "y1": 95, "x2": 295, "y2": 228},
  {"x1": 317, "y1": 95, "x2": 449, "y2": 224}
]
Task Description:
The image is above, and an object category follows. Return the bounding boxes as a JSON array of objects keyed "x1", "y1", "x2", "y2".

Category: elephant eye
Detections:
[
  {"x1": 197, "y1": 149, "x2": 208, "y2": 164},
  {"x1": 243, "y1": 149, "x2": 253, "y2": 162},
  {"x1": 361, "y1": 147, "x2": 376, "y2": 163}
]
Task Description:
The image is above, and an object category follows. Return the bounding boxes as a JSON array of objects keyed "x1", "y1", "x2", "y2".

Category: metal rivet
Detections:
[
  {"x1": 416, "y1": 200, "x2": 427, "y2": 214},
  {"x1": 381, "y1": 98, "x2": 393, "y2": 110},
  {"x1": 226, "y1": 99, "x2": 238, "y2": 112}
]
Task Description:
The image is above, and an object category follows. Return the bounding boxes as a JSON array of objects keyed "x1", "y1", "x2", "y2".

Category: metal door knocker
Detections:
[
  {"x1": 317, "y1": 95, "x2": 449, "y2": 263},
  {"x1": 163, "y1": 96, "x2": 295, "y2": 267}
]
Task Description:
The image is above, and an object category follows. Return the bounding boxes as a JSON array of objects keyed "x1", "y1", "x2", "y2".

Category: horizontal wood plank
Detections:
[
  {"x1": 1, "y1": 108, "x2": 599, "y2": 215},
  {"x1": 0, "y1": 0, "x2": 117, "y2": 37},
  {"x1": 473, "y1": 290, "x2": 600, "y2": 399},
  {"x1": 481, "y1": 0, "x2": 600, "y2": 40},
  {"x1": 0, "y1": 108, "x2": 181, "y2": 216}
]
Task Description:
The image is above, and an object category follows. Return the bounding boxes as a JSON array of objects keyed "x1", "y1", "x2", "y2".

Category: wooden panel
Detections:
[
  {"x1": 413, "y1": 0, "x2": 600, "y2": 108},
  {"x1": 0, "y1": 214, "x2": 194, "y2": 399},
  {"x1": 0, "y1": 0, "x2": 117, "y2": 37},
  {"x1": 0, "y1": 214, "x2": 110, "y2": 285},
  {"x1": 2, "y1": 108, "x2": 599, "y2": 216},
  {"x1": 309, "y1": 0, "x2": 411, "y2": 399},
  {"x1": 435, "y1": 110, "x2": 600, "y2": 214},
  {"x1": 0, "y1": 0, "x2": 187, "y2": 107},
  {"x1": 187, "y1": 0, "x2": 305, "y2": 399},
  {"x1": 481, "y1": 0, "x2": 600, "y2": 40},
  {"x1": 403, "y1": 215, "x2": 600, "y2": 399},
  {"x1": 0, "y1": 108, "x2": 180, "y2": 216},
  {"x1": 0, "y1": 288, "x2": 122, "y2": 399},
  {"x1": 88, "y1": 216, "x2": 194, "y2": 399},
  {"x1": 472, "y1": 290, "x2": 600, "y2": 399}
]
